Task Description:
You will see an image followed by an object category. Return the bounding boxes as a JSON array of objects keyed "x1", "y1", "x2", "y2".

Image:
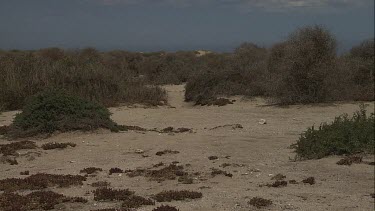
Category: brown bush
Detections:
[
  {"x1": 153, "y1": 190, "x2": 202, "y2": 202},
  {"x1": 0, "y1": 49, "x2": 167, "y2": 110},
  {"x1": 267, "y1": 25, "x2": 337, "y2": 104}
]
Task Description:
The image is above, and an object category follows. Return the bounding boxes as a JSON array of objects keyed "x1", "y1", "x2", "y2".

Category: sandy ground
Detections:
[{"x1": 0, "y1": 85, "x2": 374, "y2": 211}]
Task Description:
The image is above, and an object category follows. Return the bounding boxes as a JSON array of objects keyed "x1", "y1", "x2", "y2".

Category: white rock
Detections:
[
  {"x1": 135, "y1": 149, "x2": 144, "y2": 154},
  {"x1": 258, "y1": 119, "x2": 267, "y2": 125}
]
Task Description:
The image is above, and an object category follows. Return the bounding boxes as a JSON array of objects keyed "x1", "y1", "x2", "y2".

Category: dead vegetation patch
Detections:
[
  {"x1": 336, "y1": 156, "x2": 363, "y2": 165},
  {"x1": 160, "y1": 127, "x2": 192, "y2": 133},
  {"x1": 0, "y1": 191, "x2": 87, "y2": 211},
  {"x1": 289, "y1": 180, "x2": 298, "y2": 184},
  {"x1": 153, "y1": 190, "x2": 202, "y2": 202},
  {"x1": 211, "y1": 168, "x2": 233, "y2": 177},
  {"x1": 178, "y1": 175, "x2": 194, "y2": 184},
  {"x1": 271, "y1": 173, "x2": 286, "y2": 180},
  {"x1": 264, "y1": 180, "x2": 288, "y2": 188},
  {"x1": 127, "y1": 164, "x2": 187, "y2": 182},
  {"x1": 156, "y1": 150, "x2": 180, "y2": 156},
  {"x1": 208, "y1": 156, "x2": 218, "y2": 160},
  {"x1": 0, "y1": 125, "x2": 10, "y2": 135},
  {"x1": 93, "y1": 188, "x2": 154, "y2": 209},
  {"x1": 41, "y1": 142, "x2": 76, "y2": 150},
  {"x1": 210, "y1": 124, "x2": 243, "y2": 130},
  {"x1": 121, "y1": 195, "x2": 155, "y2": 208},
  {"x1": 0, "y1": 173, "x2": 86, "y2": 192},
  {"x1": 195, "y1": 98, "x2": 234, "y2": 107},
  {"x1": 0, "y1": 141, "x2": 37, "y2": 156},
  {"x1": 20, "y1": 171, "x2": 30, "y2": 175},
  {"x1": 248, "y1": 197, "x2": 273, "y2": 208},
  {"x1": 91, "y1": 181, "x2": 111, "y2": 188},
  {"x1": 109, "y1": 168, "x2": 124, "y2": 175},
  {"x1": 152, "y1": 205, "x2": 180, "y2": 211},
  {"x1": 93, "y1": 187, "x2": 134, "y2": 201},
  {"x1": 302, "y1": 177, "x2": 315, "y2": 185},
  {"x1": 119, "y1": 125, "x2": 192, "y2": 134},
  {"x1": 0, "y1": 156, "x2": 18, "y2": 165},
  {"x1": 80, "y1": 167, "x2": 103, "y2": 175}
]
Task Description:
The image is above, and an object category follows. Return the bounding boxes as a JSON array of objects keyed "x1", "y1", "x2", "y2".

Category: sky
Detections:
[{"x1": 0, "y1": 0, "x2": 374, "y2": 52}]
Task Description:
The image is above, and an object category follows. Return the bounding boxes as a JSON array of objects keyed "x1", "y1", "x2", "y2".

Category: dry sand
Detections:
[{"x1": 0, "y1": 85, "x2": 374, "y2": 211}]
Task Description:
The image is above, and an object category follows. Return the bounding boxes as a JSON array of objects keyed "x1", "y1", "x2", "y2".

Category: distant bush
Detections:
[
  {"x1": 185, "y1": 44, "x2": 268, "y2": 104},
  {"x1": 7, "y1": 90, "x2": 124, "y2": 138},
  {"x1": 0, "y1": 49, "x2": 167, "y2": 110},
  {"x1": 267, "y1": 25, "x2": 337, "y2": 104},
  {"x1": 291, "y1": 105, "x2": 374, "y2": 160}
]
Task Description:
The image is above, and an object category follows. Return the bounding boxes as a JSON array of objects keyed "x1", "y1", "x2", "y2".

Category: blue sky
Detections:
[{"x1": 0, "y1": 0, "x2": 373, "y2": 52}]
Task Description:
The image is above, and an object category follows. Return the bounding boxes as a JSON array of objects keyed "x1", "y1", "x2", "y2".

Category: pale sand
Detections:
[{"x1": 0, "y1": 85, "x2": 374, "y2": 211}]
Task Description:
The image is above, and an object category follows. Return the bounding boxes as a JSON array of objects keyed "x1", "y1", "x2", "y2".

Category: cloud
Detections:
[{"x1": 94, "y1": 0, "x2": 373, "y2": 11}]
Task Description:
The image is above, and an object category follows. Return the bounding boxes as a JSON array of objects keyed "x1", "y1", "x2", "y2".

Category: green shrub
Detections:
[
  {"x1": 292, "y1": 105, "x2": 375, "y2": 160},
  {"x1": 7, "y1": 90, "x2": 123, "y2": 138}
]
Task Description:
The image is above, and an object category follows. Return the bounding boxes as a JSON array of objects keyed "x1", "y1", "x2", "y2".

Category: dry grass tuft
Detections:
[
  {"x1": 41, "y1": 142, "x2": 76, "y2": 150},
  {"x1": 248, "y1": 197, "x2": 272, "y2": 208},
  {"x1": 0, "y1": 173, "x2": 86, "y2": 192},
  {"x1": 0, "y1": 191, "x2": 87, "y2": 211},
  {"x1": 153, "y1": 190, "x2": 202, "y2": 202}
]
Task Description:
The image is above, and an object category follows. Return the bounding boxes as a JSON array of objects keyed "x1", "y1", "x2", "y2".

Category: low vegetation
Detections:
[
  {"x1": 248, "y1": 197, "x2": 273, "y2": 208},
  {"x1": 0, "y1": 173, "x2": 86, "y2": 192},
  {"x1": 292, "y1": 105, "x2": 374, "y2": 160},
  {"x1": 93, "y1": 188, "x2": 155, "y2": 209},
  {"x1": 0, "y1": 141, "x2": 37, "y2": 156},
  {"x1": 153, "y1": 205, "x2": 180, "y2": 211},
  {"x1": 0, "y1": 191, "x2": 87, "y2": 211},
  {"x1": 5, "y1": 90, "x2": 125, "y2": 138},
  {"x1": 185, "y1": 26, "x2": 374, "y2": 105},
  {"x1": 0, "y1": 26, "x2": 372, "y2": 111},
  {"x1": 0, "y1": 48, "x2": 167, "y2": 110},
  {"x1": 153, "y1": 190, "x2": 202, "y2": 202},
  {"x1": 41, "y1": 142, "x2": 76, "y2": 150}
]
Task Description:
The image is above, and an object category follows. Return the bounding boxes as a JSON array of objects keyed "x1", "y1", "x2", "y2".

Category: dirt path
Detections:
[{"x1": 0, "y1": 85, "x2": 374, "y2": 211}]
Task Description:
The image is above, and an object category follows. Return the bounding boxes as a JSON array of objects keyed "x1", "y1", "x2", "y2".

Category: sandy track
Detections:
[{"x1": 0, "y1": 85, "x2": 374, "y2": 211}]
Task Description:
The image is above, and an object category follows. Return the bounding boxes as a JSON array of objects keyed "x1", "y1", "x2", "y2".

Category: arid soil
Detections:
[{"x1": 0, "y1": 85, "x2": 374, "y2": 211}]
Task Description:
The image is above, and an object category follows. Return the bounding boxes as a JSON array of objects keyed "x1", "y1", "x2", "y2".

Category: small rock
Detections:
[
  {"x1": 208, "y1": 156, "x2": 219, "y2": 160},
  {"x1": 135, "y1": 149, "x2": 144, "y2": 154},
  {"x1": 258, "y1": 119, "x2": 267, "y2": 125}
]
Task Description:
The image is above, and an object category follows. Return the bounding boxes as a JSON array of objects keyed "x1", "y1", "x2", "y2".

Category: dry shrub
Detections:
[
  {"x1": 91, "y1": 181, "x2": 111, "y2": 188},
  {"x1": 0, "y1": 191, "x2": 87, "y2": 211},
  {"x1": 0, "y1": 49, "x2": 167, "y2": 110},
  {"x1": 0, "y1": 141, "x2": 37, "y2": 156},
  {"x1": 41, "y1": 142, "x2": 76, "y2": 150},
  {"x1": 248, "y1": 197, "x2": 272, "y2": 208},
  {"x1": 80, "y1": 167, "x2": 103, "y2": 175},
  {"x1": 336, "y1": 155, "x2": 363, "y2": 165},
  {"x1": 0, "y1": 173, "x2": 86, "y2": 192},
  {"x1": 302, "y1": 177, "x2": 316, "y2": 185},
  {"x1": 126, "y1": 164, "x2": 187, "y2": 182},
  {"x1": 153, "y1": 190, "x2": 202, "y2": 202},
  {"x1": 152, "y1": 205, "x2": 180, "y2": 211},
  {"x1": 267, "y1": 25, "x2": 337, "y2": 104},
  {"x1": 93, "y1": 188, "x2": 134, "y2": 201}
]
